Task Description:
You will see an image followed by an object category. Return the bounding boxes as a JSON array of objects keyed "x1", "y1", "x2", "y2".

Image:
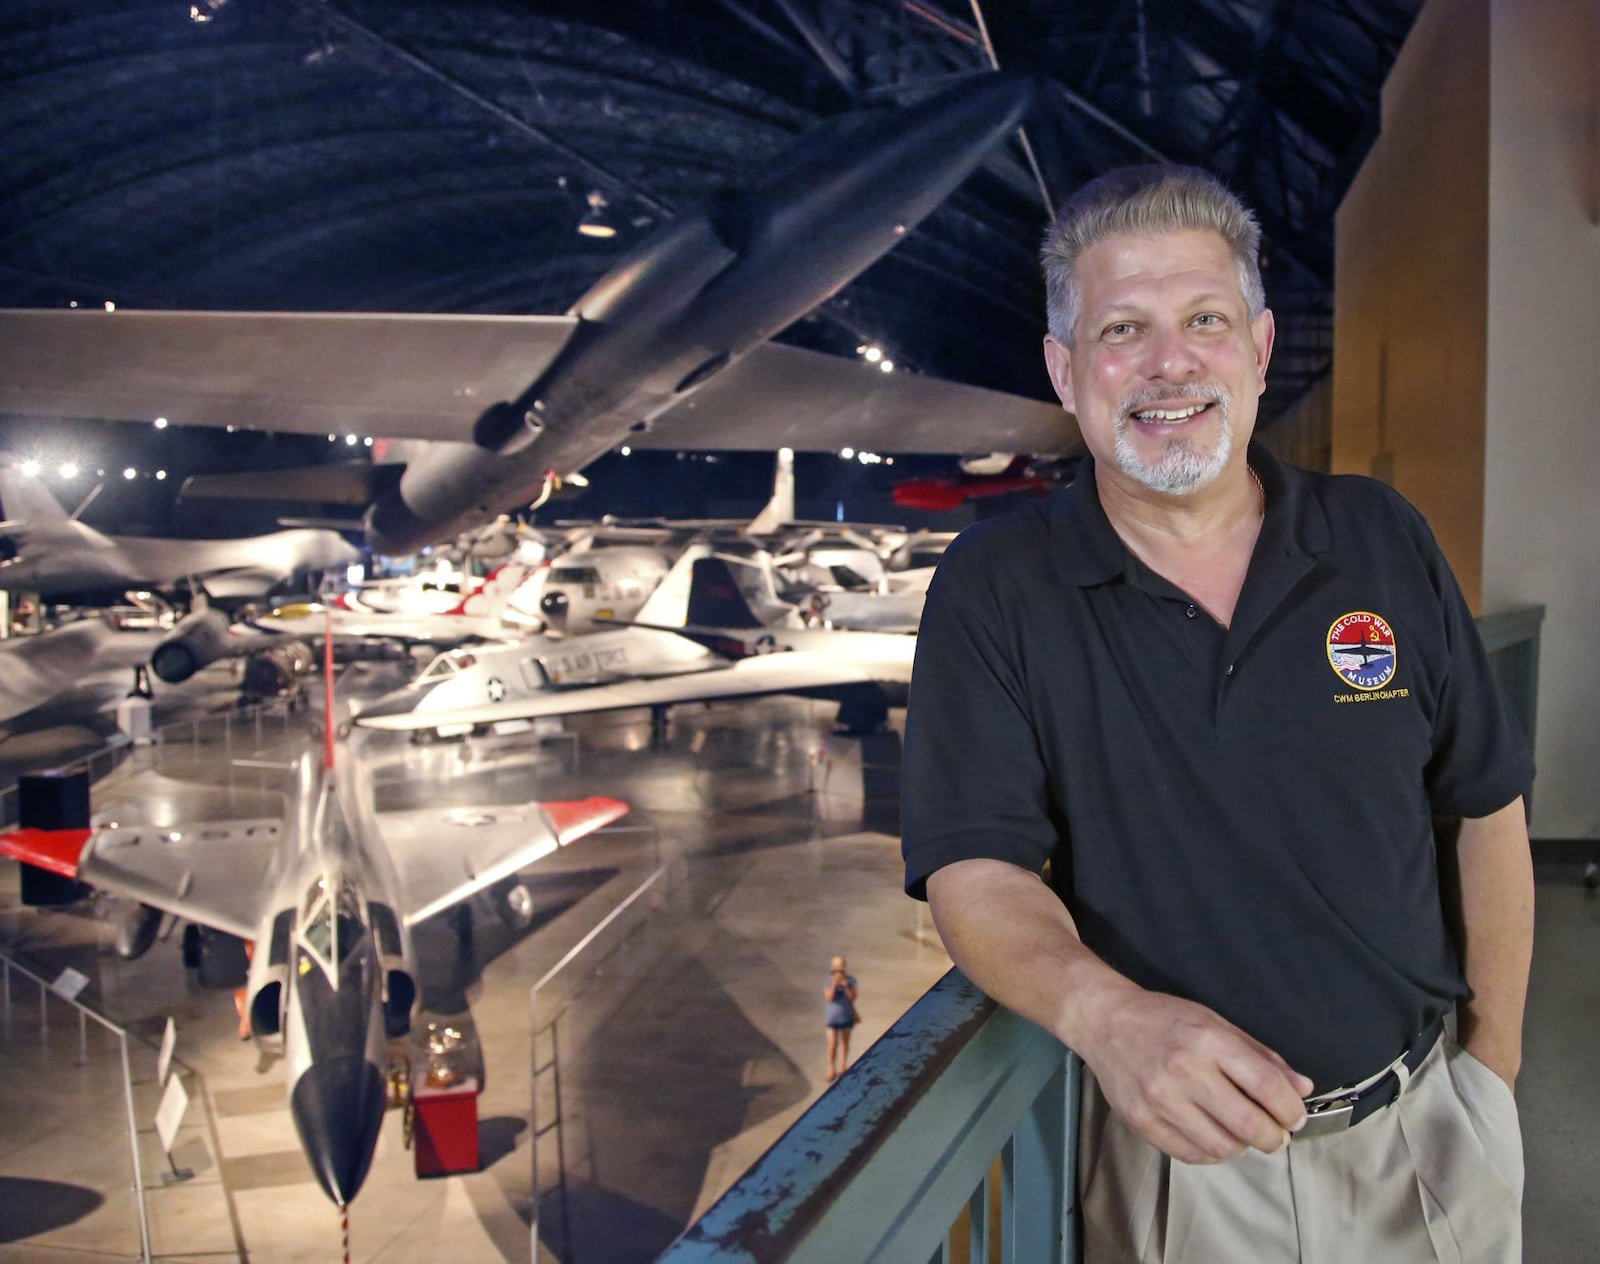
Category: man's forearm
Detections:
[
  {"x1": 1452, "y1": 797, "x2": 1534, "y2": 1086},
  {"x1": 925, "y1": 858, "x2": 1138, "y2": 1054}
]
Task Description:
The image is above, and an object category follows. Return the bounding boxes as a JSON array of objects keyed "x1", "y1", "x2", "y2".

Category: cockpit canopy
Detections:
[
  {"x1": 417, "y1": 650, "x2": 477, "y2": 682},
  {"x1": 299, "y1": 873, "x2": 366, "y2": 967}
]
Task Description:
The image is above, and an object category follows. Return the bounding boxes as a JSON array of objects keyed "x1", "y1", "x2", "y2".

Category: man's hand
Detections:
[
  {"x1": 926, "y1": 859, "x2": 1314, "y2": 1165},
  {"x1": 1080, "y1": 988, "x2": 1314, "y2": 1164}
]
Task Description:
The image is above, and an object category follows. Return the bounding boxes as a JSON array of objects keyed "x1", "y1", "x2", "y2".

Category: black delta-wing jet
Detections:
[{"x1": 0, "y1": 707, "x2": 626, "y2": 1206}]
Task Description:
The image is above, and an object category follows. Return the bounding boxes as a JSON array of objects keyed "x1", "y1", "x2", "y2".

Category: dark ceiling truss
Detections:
[{"x1": 0, "y1": 0, "x2": 1425, "y2": 441}]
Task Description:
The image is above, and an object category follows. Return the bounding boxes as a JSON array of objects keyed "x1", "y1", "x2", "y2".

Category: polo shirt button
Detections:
[
  {"x1": 1226, "y1": 663, "x2": 1235, "y2": 676},
  {"x1": 1185, "y1": 604, "x2": 1197, "y2": 619}
]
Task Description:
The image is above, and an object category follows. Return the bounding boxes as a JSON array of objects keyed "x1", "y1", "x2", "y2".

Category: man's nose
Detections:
[{"x1": 1145, "y1": 324, "x2": 1202, "y2": 379}]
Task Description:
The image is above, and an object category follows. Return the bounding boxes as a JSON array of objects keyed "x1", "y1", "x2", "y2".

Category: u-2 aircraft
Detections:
[{"x1": 0, "y1": 75, "x2": 1077, "y2": 555}]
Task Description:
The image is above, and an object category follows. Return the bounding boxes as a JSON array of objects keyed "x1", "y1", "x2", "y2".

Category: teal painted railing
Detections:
[{"x1": 656, "y1": 969, "x2": 1079, "y2": 1264}]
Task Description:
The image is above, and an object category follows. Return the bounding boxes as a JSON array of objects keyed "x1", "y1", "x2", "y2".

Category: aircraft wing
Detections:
[
  {"x1": 376, "y1": 796, "x2": 628, "y2": 926},
  {"x1": 0, "y1": 310, "x2": 579, "y2": 441},
  {"x1": 0, "y1": 816, "x2": 282, "y2": 940},
  {"x1": 356, "y1": 650, "x2": 886, "y2": 732},
  {"x1": 0, "y1": 309, "x2": 1078, "y2": 458}
]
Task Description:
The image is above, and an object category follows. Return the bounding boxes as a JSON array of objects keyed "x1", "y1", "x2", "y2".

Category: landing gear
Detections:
[
  {"x1": 488, "y1": 878, "x2": 535, "y2": 931},
  {"x1": 650, "y1": 704, "x2": 671, "y2": 748}
]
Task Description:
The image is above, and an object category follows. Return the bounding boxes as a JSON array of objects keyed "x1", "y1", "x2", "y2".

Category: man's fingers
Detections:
[{"x1": 1221, "y1": 1048, "x2": 1311, "y2": 1134}]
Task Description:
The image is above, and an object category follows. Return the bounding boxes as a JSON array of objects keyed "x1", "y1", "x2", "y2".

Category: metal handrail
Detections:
[
  {"x1": 529, "y1": 854, "x2": 671, "y2": 1263},
  {"x1": 0, "y1": 946, "x2": 151, "y2": 1262},
  {"x1": 657, "y1": 969, "x2": 1077, "y2": 1264}
]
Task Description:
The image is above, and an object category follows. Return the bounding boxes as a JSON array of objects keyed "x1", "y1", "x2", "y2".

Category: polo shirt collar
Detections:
[{"x1": 1050, "y1": 438, "x2": 1330, "y2": 588}]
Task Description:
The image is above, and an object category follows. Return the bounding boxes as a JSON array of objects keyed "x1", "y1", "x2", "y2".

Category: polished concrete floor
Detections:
[
  {"x1": 0, "y1": 674, "x2": 952, "y2": 1263},
  {"x1": 0, "y1": 670, "x2": 1596, "y2": 1262}
]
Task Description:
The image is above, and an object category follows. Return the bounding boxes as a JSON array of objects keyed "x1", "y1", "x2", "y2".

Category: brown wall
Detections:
[{"x1": 1331, "y1": 0, "x2": 1490, "y2": 610}]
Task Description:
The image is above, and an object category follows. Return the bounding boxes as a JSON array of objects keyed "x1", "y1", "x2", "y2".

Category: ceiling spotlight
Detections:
[
  {"x1": 153, "y1": 416, "x2": 168, "y2": 429},
  {"x1": 123, "y1": 468, "x2": 137, "y2": 480},
  {"x1": 862, "y1": 346, "x2": 884, "y2": 363},
  {"x1": 59, "y1": 462, "x2": 79, "y2": 479},
  {"x1": 840, "y1": 447, "x2": 855, "y2": 460},
  {"x1": 345, "y1": 434, "x2": 359, "y2": 446},
  {"x1": 19, "y1": 460, "x2": 41, "y2": 477},
  {"x1": 577, "y1": 190, "x2": 617, "y2": 239},
  {"x1": 363, "y1": 437, "x2": 374, "y2": 447},
  {"x1": 155, "y1": 469, "x2": 167, "y2": 481},
  {"x1": 879, "y1": 359, "x2": 895, "y2": 373},
  {"x1": 104, "y1": 301, "x2": 116, "y2": 312},
  {"x1": 620, "y1": 445, "x2": 632, "y2": 457}
]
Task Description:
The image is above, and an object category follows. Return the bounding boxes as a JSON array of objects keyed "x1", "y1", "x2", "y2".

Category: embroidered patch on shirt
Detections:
[{"x1": 1326, "y1": 611, "x2": 1398, "y2": 691}]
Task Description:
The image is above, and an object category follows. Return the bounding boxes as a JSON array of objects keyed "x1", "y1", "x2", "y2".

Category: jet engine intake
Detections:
[
  {"x1": 384, "y1": 968, "x2": 416, "y2": 1040},
  {"x1": 150, "y1": 607, "x2": 233, "y2": 683}
]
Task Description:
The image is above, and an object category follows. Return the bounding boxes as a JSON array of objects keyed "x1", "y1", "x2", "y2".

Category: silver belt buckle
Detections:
[{"x1": 1296, "y1": 1094, "x2": 1358, "y2": 1139}]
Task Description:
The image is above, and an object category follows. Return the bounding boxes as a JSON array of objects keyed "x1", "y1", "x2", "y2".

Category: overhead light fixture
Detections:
[
  {"x1": 19, "y1": 460, "x2": 41, "y2": 477},
  {"x1": 577, "y1": 190, "x2": 617, "y2": 239},
  {"x1": 59, "y1": 462, "x2": 79, "y2": 479},
  {"x1": 879, "y1": 360, "x2": 895, "y2": 373},
  {"x1": 861, "y1": 345, "x2": 884, "y2": 363},
  {"x1": 153, "y1": 416, "x2": 168, "y2": 429},
  {"x1": 155, "y1": 470, "x2": 167, "y2": 481},
  {"x1": 123, "y1": 468, "x2": 137, "y2": 480}
]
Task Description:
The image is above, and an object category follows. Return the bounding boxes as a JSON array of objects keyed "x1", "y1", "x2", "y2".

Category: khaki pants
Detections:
[{"x1": 1079, "y1": 1038, "x2": 1523, "y2": 1263}]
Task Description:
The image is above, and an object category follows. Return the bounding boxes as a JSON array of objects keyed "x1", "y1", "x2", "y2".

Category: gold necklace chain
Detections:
[{"x1": 1247, "y1": 464, "x2": 1265, "y2": 519}]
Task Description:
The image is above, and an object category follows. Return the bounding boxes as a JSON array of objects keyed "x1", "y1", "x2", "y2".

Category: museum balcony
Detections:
[{"x1": 657, "y1": 967, "x2": 1082, "y2": 1264}]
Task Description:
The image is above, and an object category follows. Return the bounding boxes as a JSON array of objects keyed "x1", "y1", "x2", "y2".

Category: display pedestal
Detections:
[
  {"x1": 116, "y1": 695, "x2": 154, "y2": 745},
  {"x1": 413, "y1": 1075, "x2": 480, "y2": 1177}
]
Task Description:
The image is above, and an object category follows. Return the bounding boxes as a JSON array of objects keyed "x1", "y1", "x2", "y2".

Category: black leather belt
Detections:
[{"x1": 1296, "y1": 1016, "x2": 1445, "y2": 1140}]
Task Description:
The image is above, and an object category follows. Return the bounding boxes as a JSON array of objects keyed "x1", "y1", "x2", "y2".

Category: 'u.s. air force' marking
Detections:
[{"x1": 1326, "y1": 611, "x2": 1398, "y2": 692}]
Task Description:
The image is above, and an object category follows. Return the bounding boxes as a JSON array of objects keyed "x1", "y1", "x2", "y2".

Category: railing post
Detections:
[{"x1": 118, "y1": 1030, "x2": 152, "y2": 1262}]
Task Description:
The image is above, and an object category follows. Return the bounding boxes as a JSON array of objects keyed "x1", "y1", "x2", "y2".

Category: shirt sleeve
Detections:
[
  {"x1": 902, "y1": 527, "x2": 1060, "y2": 899},
  {"x1": 1411, "y1": 507, "x2": 1536, "y2": 818}
]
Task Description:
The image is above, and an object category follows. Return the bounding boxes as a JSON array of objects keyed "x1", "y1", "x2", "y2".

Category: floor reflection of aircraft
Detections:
[
  {"x1": 0, "y1": 719, "x2": 626, "y2": 1206},
  {"x1": 0, "y1": 76, "x2": 1075, "y2": 555}
]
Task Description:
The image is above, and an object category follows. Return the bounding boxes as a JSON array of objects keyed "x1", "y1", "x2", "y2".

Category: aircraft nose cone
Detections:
[{"x1": 289, "y1": 1055, "x2": 387, "y2": 1206}]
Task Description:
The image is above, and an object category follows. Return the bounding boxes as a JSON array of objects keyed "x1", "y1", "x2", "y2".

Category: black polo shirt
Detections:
[{"x1": 902, "y1": 443, "x2": 1533, "y2": 1090}]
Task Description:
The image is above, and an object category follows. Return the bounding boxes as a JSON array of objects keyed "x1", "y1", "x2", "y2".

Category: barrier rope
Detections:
[{"x1": 341, "y1": 1203, "x2": 350, "y2": 1264}]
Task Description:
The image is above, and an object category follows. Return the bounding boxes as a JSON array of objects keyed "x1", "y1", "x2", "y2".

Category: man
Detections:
[{"x1": 902, "y1": 165, "x2": 1533, "y2": 1262}]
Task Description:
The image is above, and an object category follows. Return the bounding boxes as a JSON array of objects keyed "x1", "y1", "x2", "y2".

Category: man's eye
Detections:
[
  {"x1": 1104, "y1": 322, "x2": 1136, "y2": 338},
  {"x1": 1192, "y1": 313, "x2": 1224, "y2": 327}
]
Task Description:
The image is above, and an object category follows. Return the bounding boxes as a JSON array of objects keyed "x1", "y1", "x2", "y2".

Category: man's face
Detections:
[{"x1": 1042, "y1": 228, "x2": 1274, "y2": 496}]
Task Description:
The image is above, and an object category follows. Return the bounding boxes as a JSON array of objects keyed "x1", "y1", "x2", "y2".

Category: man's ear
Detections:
[
  {"x1": 1042, "y1": 335, "x2": 1076, "y2": 413},
  {"x1": 1251, "y1": 308, "x2": 1276, "y2": 396}
]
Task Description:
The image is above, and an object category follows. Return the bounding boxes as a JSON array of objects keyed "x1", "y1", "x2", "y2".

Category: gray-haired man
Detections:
[{"x1": 903, "y1": 165, "x2": 1533, "y2": 1261}]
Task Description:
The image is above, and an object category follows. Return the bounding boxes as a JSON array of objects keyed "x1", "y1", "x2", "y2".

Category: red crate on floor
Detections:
[{"x1": 412, "y1": 1076, "x2": 480, "y2": 1177}]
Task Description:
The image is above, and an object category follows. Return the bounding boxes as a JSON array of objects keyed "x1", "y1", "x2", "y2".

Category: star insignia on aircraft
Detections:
[{"x1": 486, "y1": 676, "x2": 507, "y2": 703}]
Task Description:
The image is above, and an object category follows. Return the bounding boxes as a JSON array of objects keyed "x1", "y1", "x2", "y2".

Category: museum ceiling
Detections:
[{"x1": 2, "y1": 0, "x2": 1423, "y2": 443}]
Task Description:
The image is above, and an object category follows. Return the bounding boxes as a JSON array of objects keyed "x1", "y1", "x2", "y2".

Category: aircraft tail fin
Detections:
[
  {"x1": 632, "y1": 542, "x2": 710, "y2": 627},
  {"x1": 746, "y1": 447, "x2": 795, "y2": 534},
  {"x1": 687, "y1": 556, "x2": 765, "y2": 629}
]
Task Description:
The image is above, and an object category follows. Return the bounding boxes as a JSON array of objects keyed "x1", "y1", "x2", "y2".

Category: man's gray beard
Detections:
[{"x1": 1111, "y1": 386, "x2": 1233, "y2": 495}]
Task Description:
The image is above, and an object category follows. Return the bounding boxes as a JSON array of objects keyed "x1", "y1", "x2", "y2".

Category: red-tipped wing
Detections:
[
  {"x1": 542, "y1": 797, "x2": 630, "y2": 846},
  {"x1": 0, "y1": 827, "x2": 92, "y2": 878}
]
